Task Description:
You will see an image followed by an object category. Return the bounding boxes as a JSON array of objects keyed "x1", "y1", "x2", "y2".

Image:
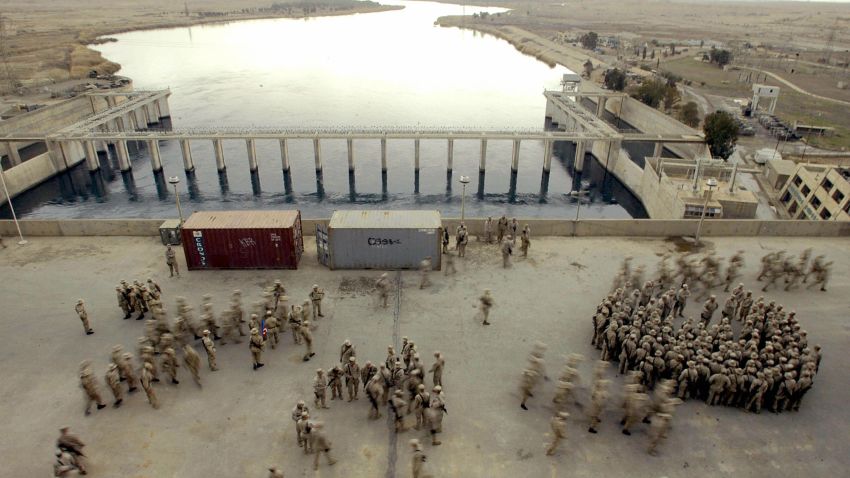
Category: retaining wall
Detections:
[{"x1": 2, "y1": 218, "x2": 848, "y2": 238}]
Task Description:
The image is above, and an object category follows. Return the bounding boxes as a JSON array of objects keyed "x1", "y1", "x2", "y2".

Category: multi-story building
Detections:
[{"x1": 779, "y1": 164, "x2": 850, "y2": 221}]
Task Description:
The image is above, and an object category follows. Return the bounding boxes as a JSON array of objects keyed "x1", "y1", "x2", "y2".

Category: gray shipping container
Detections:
[{"x1": 318, "y1": 210, "x2": 442, "y2": 270}]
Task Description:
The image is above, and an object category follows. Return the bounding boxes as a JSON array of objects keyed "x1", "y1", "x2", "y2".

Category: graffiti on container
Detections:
[
  {"x1": 368, "y1": 237, "x2": 402, "y2": 246},
  {"x1": 270, "y1": 233, "x2": 281, "y2": 242},
  {"x1": 239, "y1": 237, "x2": 257, "y2": 248},
  {"x1": 192, "y1": 230, "x2": 208, "y2": 267}
]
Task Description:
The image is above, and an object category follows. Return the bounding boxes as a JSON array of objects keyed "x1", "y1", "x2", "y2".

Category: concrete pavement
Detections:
[{"x1": 0, "y1": 235, "x2": 848, "y2": 477}]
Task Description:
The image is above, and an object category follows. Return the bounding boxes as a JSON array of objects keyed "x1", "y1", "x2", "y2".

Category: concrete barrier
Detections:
[{"x1": 2, "y1": 218, "x2": 848, "y2": 239}]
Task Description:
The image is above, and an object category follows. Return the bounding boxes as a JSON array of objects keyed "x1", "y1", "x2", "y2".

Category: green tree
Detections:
[
  {"x1": 679, "y1": 101, "x2": 700, "y2": 127},
  {"x1": 662, "y1": 85, "x2": 681, "y2": 112},
  {"x1": 603, "y1": 68, "x2": 627, "y2": 91},
  {"x1": 703, "y1": 111, "x2": 739, "y2": 159},
  {"x1": 709, "y1": 48, "x2": 733, "y2": 68},
  {"x1": 580, "y1": 31, "x2": 599, "y2": 50},
  {"x1": 631, "y1": 78, "x2": 667, "y2": 108}
]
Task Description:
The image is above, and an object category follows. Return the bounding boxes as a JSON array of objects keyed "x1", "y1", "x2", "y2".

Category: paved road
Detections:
[{"x1": 1, "y1": 235, "x2": 849, "y2": 477}]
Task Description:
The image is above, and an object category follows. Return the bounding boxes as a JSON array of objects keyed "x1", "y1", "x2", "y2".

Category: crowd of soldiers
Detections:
[
  {"x1": 283, "y1": 335, "x2": 446, "y2": 474},
  {"x1": 433, "y1": 216, "x2": 532, "y2": 279},
  {"x1": 70, "y1": 274, "x2": 450, "y2": 476},
  {"x1": 75, "y1": 278, "x2": 329, "y2": 419},
  {"x1": 584, "y1": 251, "x2": 824, "y2": 452}
]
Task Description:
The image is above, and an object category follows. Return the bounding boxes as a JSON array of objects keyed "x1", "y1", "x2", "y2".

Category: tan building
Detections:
[
  {"x1": 779, "y1": 164, "x2": 850, "y2": 221},
  {"x1": 640, "y1": 157, "x2": 759, "y2": 219}
]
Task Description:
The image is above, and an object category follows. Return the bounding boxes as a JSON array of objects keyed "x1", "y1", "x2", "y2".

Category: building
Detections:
[
  {"x1": 640, "y1": 157, "x2": 759, "y2": 219},
  {"x1": 779, "y1": 164, "x2": 850, "y2": 221}
]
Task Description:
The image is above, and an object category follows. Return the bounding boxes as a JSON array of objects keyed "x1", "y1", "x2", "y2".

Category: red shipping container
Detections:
[{"x1": 180, "y1": 210, "x2": 303, "y2": 270}]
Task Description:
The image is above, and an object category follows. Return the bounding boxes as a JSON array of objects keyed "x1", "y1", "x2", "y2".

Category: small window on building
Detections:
[
  {"x1": 820, "y1": 209, "x2": 832, "y2": 220},
  {"x1": 845, "y1": 201, "x2": 850, "y2": 214},
  {"x1": 793, "y1": 175, "x2": 802, "y2": 186},
  {"x1": 801, "y1": 185, "x2": 811, "y2": 196},
  {"x1": 811, "y1": 196, "x2": 822, "y2": 209},
  {"x1": 781, "y1": 192, "x2": 792, "y2": 204},
  {"x1": 822, "y1": 178, "x2": 834, "y2": 191},
  {"x1": 788, "y1": 202, "x2": 798, "y2": 215},
  {"x1": 832, "y1": 190, "x2": 845, "y2": 203}
]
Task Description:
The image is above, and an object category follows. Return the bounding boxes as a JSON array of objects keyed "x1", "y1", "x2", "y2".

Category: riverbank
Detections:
[{"x1": 0, "y1": 0, "x2": 402, "y2": 95}]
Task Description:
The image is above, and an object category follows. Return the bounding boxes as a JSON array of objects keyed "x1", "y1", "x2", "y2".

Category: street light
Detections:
[
  {"x1": 459, "y1": 175, "x2": 470, "y2": 224},
  {"x1": 0, "y1": 161, "x2": 26, "y2": 245},
  {"x1": 168, "y1": 176, "x2": 184, "y2": 224},
  {"x1": 694, "y1": 178, "x2": 718, "y2": 245},
  {"x1": 570, "y1": 189, "x2": 590, "y2": 236}
]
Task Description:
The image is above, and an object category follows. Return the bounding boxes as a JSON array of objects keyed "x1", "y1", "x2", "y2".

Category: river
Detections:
[{"x1": 3, "y1": 1, "x2": 646, "y2": 220}]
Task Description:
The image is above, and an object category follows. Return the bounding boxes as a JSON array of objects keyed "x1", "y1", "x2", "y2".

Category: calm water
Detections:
[{"x1": 4, "y1": 1, "x2": 645, "y2": 220}]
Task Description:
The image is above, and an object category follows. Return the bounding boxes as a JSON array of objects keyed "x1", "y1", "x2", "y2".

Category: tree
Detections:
[
  {"x1": 703, "y1": 111, "x2": 739, "y2": 159},
  {"x1": 631, "y1": 78, "x2": 667, "y2": 108},
  {"x1": 603, "y1": 68, "x2": 627, "y2": 91},
  {"x1": 670, "y1": 43, "x2": 676, "y2": 55},
  {"x1": 709, "y1": 48, "x2": 733, "y2": 68},
  {"x1": 662, "y1": 85, "x2": 681, "y2": 112},
  {"x1": 679, "y1": 101, "x2": 700, "y2": 127},
  {"x1": 642, "y1": 46, "x2": 647, "y2": 60},
  {"x1": 583, "y1": 59, "x2": 594, "y2": 79},
  {"x1": 650, "y1": 49, "x2": 655, "y2": 60},
  {"x1": 580, "y1": 31, "x2": 599, "y2": 50}
]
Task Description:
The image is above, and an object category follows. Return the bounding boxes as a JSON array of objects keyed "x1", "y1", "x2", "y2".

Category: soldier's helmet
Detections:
[
  {"x1": 78, "y1": 299, "x2": 84, "y2": 304},
  {"x1": 394, "y1": 390, "x2": 403, "y2": 396},
  {"x1": 433, "y1": 385, "x2": 442, "y2": 392},
  {"x1": 418, "y1": 384, "x2": 425, "y2": 391},
  {"x1": 558, "y1": 412, "x2": 569, "y2": 418},
  {"x1": 274, "y1": 280, "x2": 281, "y2": 285},
  {"x1": 144, "y1": 362, "x2": 153, "y2": 370},
  {"x1": 317, "y1": 368, "x2": 324, "y2": 374},
  {"x1": 344, "y1": 339, "x2": 351, "y2": 346},
  {"x1": 108, "y1": 363, "x2": 118, "y2": 370},
  {"x1": 312, "y1": 284, "x2": 319, "y2": 289},
  {"x1": 203, "y1": 330, "x2": 211, "y2": 336},
  {"x1": 251, "y1": 328, "x2": 259, "y2": 335}
]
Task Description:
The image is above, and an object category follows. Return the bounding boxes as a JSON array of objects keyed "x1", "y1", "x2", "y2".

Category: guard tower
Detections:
[
  {"x1": 561, "y1": 73, "x2": 582, "y2": 93},
  {"x1": 751, "y1": 84, "x2": 780, "y2": 115}
]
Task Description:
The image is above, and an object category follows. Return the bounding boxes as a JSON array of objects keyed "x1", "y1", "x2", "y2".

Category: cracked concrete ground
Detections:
[{"x1": 1, "y1": 234, "x2": 849, "y2": 477}]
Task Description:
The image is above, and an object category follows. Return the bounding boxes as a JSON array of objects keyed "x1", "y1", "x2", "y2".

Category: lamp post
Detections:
[
  {"x1": 571, "y1": 189, "x2": 590, "y2": 222},
  {"x1": 459, "y1": 175, "x2": 470, "y2": 224},
  {"x1": 168, "y1": 176, "x2": 184, "y2": 224},
  {"x1": 694, "y1": 178, "x2": 718, "y2": 245},
  {"x1": 0, "y1": 161, "x2": 26, "y2": 245}
]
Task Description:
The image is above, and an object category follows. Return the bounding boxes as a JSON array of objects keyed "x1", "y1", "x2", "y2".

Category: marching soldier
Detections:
[
  {"x1": 79, "y1": 361, "x2": 106, "y2": 415},
  {"x1": 292, "y1": 401, "x2": 310, "y2": 447},
  {"x1": 646, "y1": 413, "x2": 672, "y2": 455},
  {"x1": 117, "y1": 286, "x2": 130, "y2": 319},
  {"x1": 456, "y1": 223, "x2": 468, "y2": 257},
  {"x1": 444, "y1": 252, "x2": 457, "y2": 276},
  {"x1": 250, "y1": 328, "x2": 265, "y2": 370},
  {"x1": 300, "y1": 320, "x2": 315, "y2": 362},
  {"x1": 165, "y1": 245, "x2": 179, "y2": 277},
  {"x1": 313, "y1": 369, "x2": 329, "y2": 409},
  {"x1": 265, "y1": 312, "x2": 280, "y2": 349},
  {"x1": 340, "y1": 339, "x2": 356, "y2": 364},
  {"x1": 700, "y1": 295, "x2": 718, "y2": 325},
  {"x1": 501, "y1": 238, "x2": 513, "y2": 268},
  {"x1": 390, "y1": 390, "x2": 407, "y2": 432},
  {"x1": 429, "y1": 351, "x2": 444, "y2": 387},
  {"x1": 201, "y1": 330, "x2": 218, "y2": 371},
  {"x1": 484, "y1": 216, "x2": 493, "y2": 244},
  {"x1": 119, "y1": 352, "x2": 139, "y2": 394},
  {"x1": 288, "y1": 307, "x2": 302, "y2": 344},
  {"x1": 427, "y1": 386, "x2": 446, "y2": 445},
  {"x1": 183, "y1": 343, "x2": 202, "y2": 386},
  {"x1": 161, "y1": 346, "x2": 179, "y2": 385},
  {"x1": 297, "y1": 412, "x2": 312, "y2": 455},
  {"x1": 442, "y1": 227, "x2": 450, "y2": 253},
  {"x1": 410, "y1": 439, "x2": 430, "y2": 478},
  {"x1": 479, "y1": 289, "x2": 494, "y2": 325},
  {"x1": 140, "y1": 362, "x2": 159, "y2": 409},
  {"x1": 328, "y1": 366, "x2": 344, "y2": 400},
  {"x1": 376, "y1": 273, "x2": 391, "y2": 308},
  {"x1": 105, "y1": 363, "x2": 123, "y2": 407},
  {"x1": 587, "y1": 379, "x2": 609, "y2": 433},
  {"x1": 310, "y1": 285, "x2": 325, "y2": 319},
  {"x1": 310, "y1": 422, "x2": 337, "y2": 470},
  {"x1": 419, "y1": 257, "x2": 432, "y2": 289},
  {"x1": 497, "y1": 215, "x2": 508, "y2": 242},
  {"x1": 519, "y1": 368, "x2": 540, "y2": 410},
  {"x1": 75, "y1": 299, "x2": 94, "y2": 335},
  {"x1": 413, "y1": 384, "x2": 430, "y2": 430},
  {"x1": 344, "y1": 356, "x2": 361, "y2": 402},
  {"x1": 520, "y1": 226, "x2": 531, "y2": 257},
  {"x1": 545, "y1": 412, "x2": 568, "y2": 456}
]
